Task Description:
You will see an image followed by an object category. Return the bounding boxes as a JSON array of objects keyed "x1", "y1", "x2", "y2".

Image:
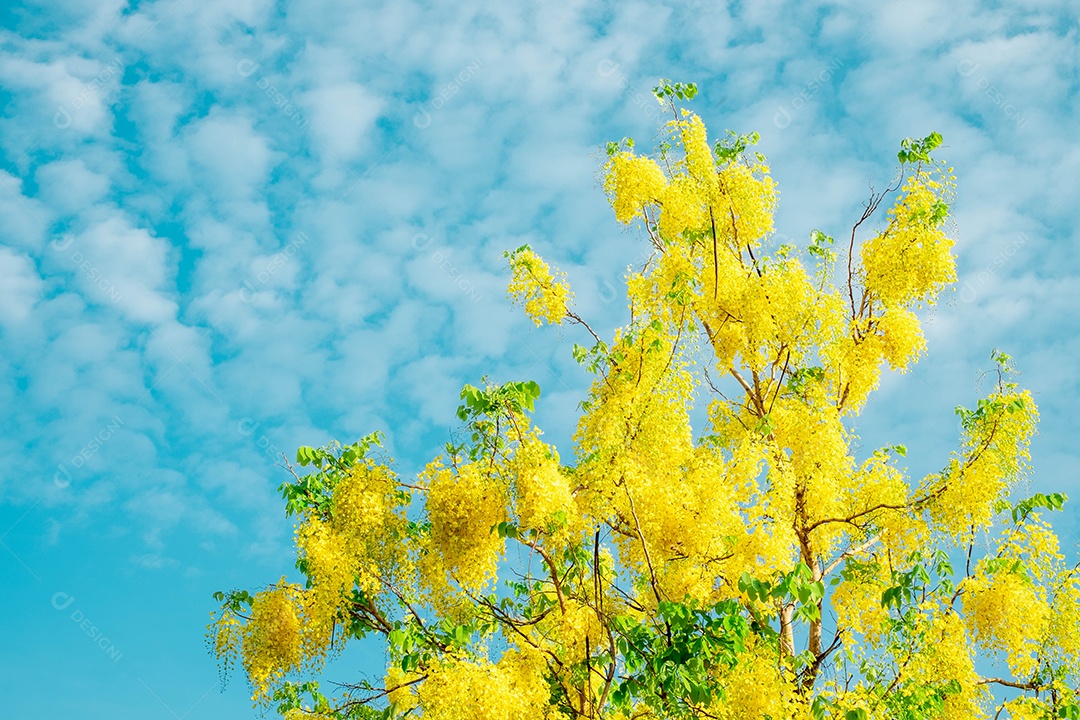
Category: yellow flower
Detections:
[{"x1": 506, "y1": 247, "x2": 572, "y2": 326}]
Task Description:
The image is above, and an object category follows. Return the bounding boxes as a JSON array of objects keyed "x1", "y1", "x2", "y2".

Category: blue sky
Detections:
[{"x1": 0, "y1": 1, "x2": 1077, "y2": 717}]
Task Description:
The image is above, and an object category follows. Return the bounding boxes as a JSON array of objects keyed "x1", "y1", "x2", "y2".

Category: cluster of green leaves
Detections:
[
  {"x1": 954, "y1": 394, "x2": 1026, "y2": 434},
  {"x1": 896, "y1": 131, "x2": 943, "y2": 165},
  {"x1": 610, "y1": 598, "x2": 750, "y2": 718},
  {"x1": 879, "y1": 549, "x2": 955, "y2": 611},
  {"x1": 1007, "y1": 491, "x2": 1068, "y2": 524},
  {"x1": 808, "y1": 229, "x2": 837, "y2": 263},
  {"x1": 787, "y1": 366, "x2": 826, "y2": 398},
  {"x1": 388, "y1": 614, "x2": 494, "y2": 673},
  {"x1": 272, "y1": 681, "x2": 334, "y2": 717},
  {"x1": 273, "y1": 680, "x2": 392, "y2": 720},
  {"x1": 740, "y1": 562, "x2": 826, "y2": 626},
  {"x1": 456, "y1": 379, "x2": 541, "y2": 422},
  {"x1": 211, "y1": 588, "x2": 254, "y2": 613},
  {"x1": 713, "y1": 129, "x2": 762, "y2": 165},
  {"x1": 450, "y1": 379, "x2": 541, "y2": 462},
  {"x1": 572, "y1": 340, "x2": 611, "y2": 377},
  {"x1": 279, "y1": 432, "x2": 387, "y2": 518},
  {"x1": 653, "y1": 79, "x2": 698, "y2": 103},
  {"x1": 605, "y1": 136, "x2": 636, "y2": 157}
]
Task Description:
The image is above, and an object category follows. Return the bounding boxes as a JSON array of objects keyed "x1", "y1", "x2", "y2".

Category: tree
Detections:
[{"x1": 209, "y1": 81, "x2": 1080, "y2": 720}]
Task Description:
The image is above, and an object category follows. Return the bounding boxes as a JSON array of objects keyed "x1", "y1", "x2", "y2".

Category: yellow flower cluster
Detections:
[
  {"x1": 1000, "y1": 698, "x2": 1053, "y2": 720},
  {"x1": 208, "y1": 604, "x2": 242, "y2": 682},
  {"x1": 715, "y1": 162, "x2": 777, "y2": 250},
  {"x1": 847, "y1": 451, "x2": 927, "y2": 554},
  {"x1": 1047, "y1": 572, "x2": 1080, "y2": 673},
  {"x1": 771, "y1": 398, "x2": 850, "y2": 506},
  {"x1": 831, "y1": 574, "x2": 889, "y2": 644},
  {"x1": 706, "y1": 257, "x2": 822, "y2": 373},
  {"x1": 572, "y1": 315, "x2": 704, "y2": 593},
  {"x1": 825, "y1": 322, "x2": 885, "y2": 412},
  {"x1": 963, "y1": 569, "x2": 1049, "y2": 677},
  {"x1": 506, "y1": 247, "x2": 573, "y2": 326},
  {"x1": 657, "y1": 175, "x2": 708, "y2": 240},
  {"x1": 423, "y1": 462, "x2": 508, "y2": 595},
  {"x1": 385, "y1": 664, "x2": 422, "y2": 713},
  {"x1": 908, "y1": 612, "x2": 986, "y2": 719},
  {"x1": 331, "y1": 462, "x2": 407, "y2": 596},
  {"x1": 411, "y1": 651, "x2": 553, "y2": 720},
  {"x1": 603, "y1": 151, "x2": 668, "y2": 223},
  {"x1": 547, "y1": 599, "x2": 606, "y2": 666},
  {"x1": 282, "y1": 712, "x2": 334, "y2": 720},
  {"x1": 601, "y1": 112, "x2": 776, "y2": 250},
  {"x1": 713, "y1": 636, "x2": 803, "y2": 720},
  {"x1": 930, "y1": 390, "x2": 1038, "y2": 537},
  {"x1": 294, "y1": 517, "x2": 352, "y2": 653},
  {"x1": 513, "y1": 436, "x2": 578, "y2": 541},
  {"x1": 241, "y1": 580, "x2": 304, "y2": 700},
  {"x1": 860, "y1": 169, "x2": 957, "y2": 309},
  {"x1": 292, "y1": 461, "x2": 411, "y2": 659},
  {"x1": 679, "y1": 113, "x2": 718, "y2": 192},
  {"x1": 878, "y1": 305, "x2": 926, "y2": 370},
  {"x1": 823, "y1": 305, "x2": 927, "y2": 413}
]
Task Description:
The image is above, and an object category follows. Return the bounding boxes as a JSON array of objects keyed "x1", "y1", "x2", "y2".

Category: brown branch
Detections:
[
  {"x1": 979, "y1": 677, "x2": 1041, "y2": 691},
  {"x1": 822, "y1": 534, "x2": 881, "y2": 578},
  {"x1": 622, "y1": 481, "x2": 664, "y2": 606},
  {"x1": 517, "y1": 536, "x2": 567, "y2": 615},
  {"x1": 334, "y1": 674, "x2": 430, "y2": 711},
  {"x1": 729, "y1": 368, "x2": 765, "y2": 417},
  {"x1": 566, "y1": 310, "x2": 603, "y2": 346},
  {"x1": 710, "y1": 206, "x2": 720, "y2": 299}
]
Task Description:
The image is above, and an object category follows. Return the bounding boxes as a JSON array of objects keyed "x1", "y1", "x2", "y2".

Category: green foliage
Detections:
[
  {"x1": 610, "y1": 598, "x2": 750, "y2": 718},
  {"x1": 713, "y1": 129, "x2": 761, "y2": 164},
  {"x1": 739, "y1": 562, "x2": 825, "y2": 625},
  {"x1": 879, "y1": 550, "x2": 954, "y2": 611},
  {"x1": 605, "y1": 137, "x2": 635, "y2": 157},
  {"x1": 897, "y1": 131, "x2": 943, "y2": 165},
  {"x1": 652, "y1": 78, "x2": 698, "y2": 103},
  {"x1": 451, "y1": 378, "x2": 542, "y2": 462},
  {"x1": 1010, "y1": 491, "x2": 1068, "y2": 524},
  {"x1": 278, "y1": 432, "x2": 387, "y2": 518},
  {"x1": 211, "y1": 588, "x2": 254, "y2": 613}
]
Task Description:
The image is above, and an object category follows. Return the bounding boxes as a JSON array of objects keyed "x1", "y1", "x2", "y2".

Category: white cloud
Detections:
[
  {"x1": 0, "y1": 170, "x2": 52, "y2": 253},
  {"x1": 0, "y1": 55, "x2": 123, "y2": 136},
  {"x1": 73, "y1": 215, "x2": 178, "y2": 324},
  {"x1": 0, "y1": 247, "x2": 43, "y2": 326},
  {"x1": 185, "y1": 111, "x2": 281, "y2": 199},
  {"x1": 34, "y1": 159, "x2": 111, "y2": 215},
  {"x1": 301, "y1": 81, "x2": 384, "y2": 164}
]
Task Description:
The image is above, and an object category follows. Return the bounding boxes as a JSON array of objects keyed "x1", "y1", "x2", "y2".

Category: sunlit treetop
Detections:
[{"x1": 209, "y1": 81, "x2": 1077, "y2": 720}]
